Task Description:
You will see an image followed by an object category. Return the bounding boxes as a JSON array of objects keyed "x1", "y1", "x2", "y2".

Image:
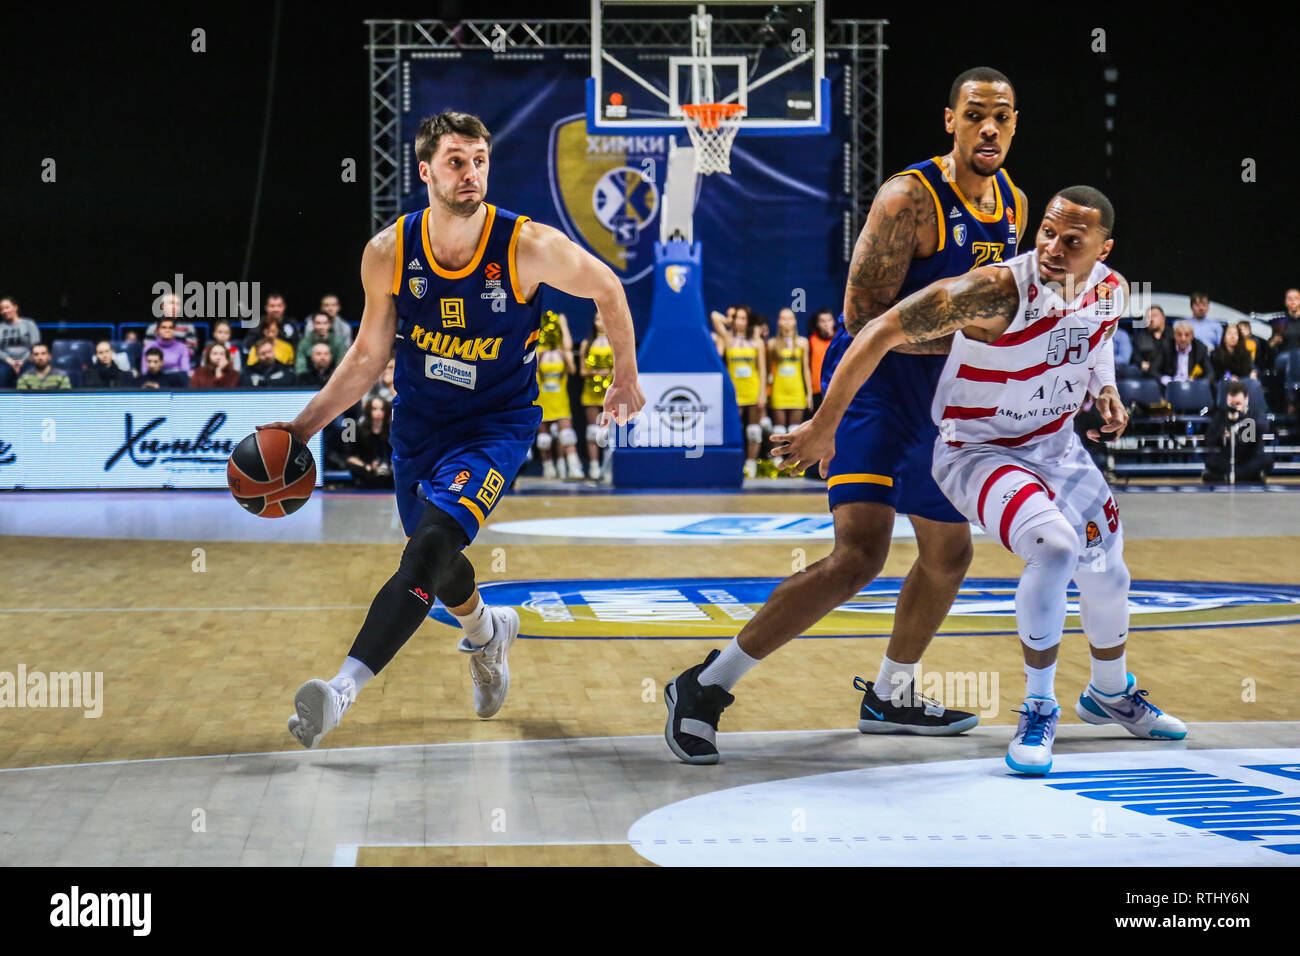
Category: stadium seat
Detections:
[
  {"x1": 50, "y1": 338, "x2": 95, "y2": 368},
  {"x1": 53, "y1": 355, "x2": 84, "y2": 385},
  {"x1": 0, "y1": 362, "x2": 15, "y2": 389},
  {"x1": 1166, "y1": 380, "x2": 1215, "y2": 415},
  {"x1": 1115, "y1": 363, "x2": 1142, "y2": 380},
  {"x1": 1117, "y1": 378, "x2": 1162, "y2": 408},
  {"x1": 119, "y1": 340, "x2": 143, "y2": 370}
]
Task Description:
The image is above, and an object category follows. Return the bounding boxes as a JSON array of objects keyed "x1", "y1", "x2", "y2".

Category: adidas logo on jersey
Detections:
[
  {"x1": 949, "y1": 206, "x2": 962, "y2": 219},
  {"x1": 408, "y1": 258, "x2": 423, "y2": 271}
]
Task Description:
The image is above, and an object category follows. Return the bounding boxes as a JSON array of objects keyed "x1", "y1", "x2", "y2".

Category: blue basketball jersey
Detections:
[
  {"x1": 390, "y1": 204, "x2": 543, "y2": 452},
  {"x1": 890, "y1": 157, "x2": 1022, "y2": 300}
]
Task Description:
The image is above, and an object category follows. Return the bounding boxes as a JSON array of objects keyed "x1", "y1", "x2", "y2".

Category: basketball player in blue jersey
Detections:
[
  {"x1": 666, "y1": 68, "x2": 1028, "y2": 763},
  {"x1": 264, "y1": 111, "x2": 644, "y2": 748}
]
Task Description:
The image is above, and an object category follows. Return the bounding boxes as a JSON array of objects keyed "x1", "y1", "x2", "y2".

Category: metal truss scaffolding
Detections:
[{"x1": 366, "y1": 19, "x2": 886, "y2": 252}]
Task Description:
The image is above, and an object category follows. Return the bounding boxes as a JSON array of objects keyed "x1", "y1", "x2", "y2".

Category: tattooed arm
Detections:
[
  {"x1": 772, "y1": 266, "x2": 1018, "y2": 476},
  {"x1": 843, "y1": 174, "x2": 940, "y2": 345}
]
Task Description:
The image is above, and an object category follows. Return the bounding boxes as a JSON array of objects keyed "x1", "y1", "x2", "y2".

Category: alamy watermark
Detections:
[
  {"x1": 0, "y1": 665, "x2": 103, "y2": 718},
  {"x1": 152, "y1": 274, "x2": 260, "y2": 327}
]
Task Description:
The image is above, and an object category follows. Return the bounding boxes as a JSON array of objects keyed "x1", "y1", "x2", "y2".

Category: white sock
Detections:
[
  {"x1": 873, "y1": 655, "x2": 917, "y2": 704},
  {"x1": 454, "y1": 595, "x2": 493, "y2": 647},
  {"x1": 1090, "y1": 654, "x2": 1128, "y2": 696},
  {"x1": 331, "y1": 657, "x2": 373, "y2": 695},
  {"x1": 698, "y1": 639, "x2": 759, "y2": 691},
  {"x1": 1024, "y1": 661, "x2": 1057, "y2": 701}
]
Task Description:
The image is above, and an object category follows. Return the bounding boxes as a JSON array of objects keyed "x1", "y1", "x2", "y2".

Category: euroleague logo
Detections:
[{"x1": 485, "y1": 262, "x2": 501, "y2": 282}]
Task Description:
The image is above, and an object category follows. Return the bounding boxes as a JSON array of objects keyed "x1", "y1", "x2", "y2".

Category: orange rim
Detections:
[{"x1": 681, "y1": 103, "x2": 746, "y2": 130}]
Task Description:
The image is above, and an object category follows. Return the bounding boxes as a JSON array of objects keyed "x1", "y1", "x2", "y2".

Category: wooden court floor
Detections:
[{"x1": 2, "y1": 491, "x2": 1298, "y2": 774}]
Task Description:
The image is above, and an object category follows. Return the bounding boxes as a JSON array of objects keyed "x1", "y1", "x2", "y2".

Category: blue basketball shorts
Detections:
[
  {"x1": 820, "y1": 321, "x2": 966, "y2": 523},
  {"x1": 391, "y1": 404, "x2": 543, "y2": 542}
]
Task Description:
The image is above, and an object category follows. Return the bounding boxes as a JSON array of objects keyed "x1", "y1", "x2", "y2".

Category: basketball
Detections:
[{"x1": 226, "y1": 429, "x2": 316, "y2": 518}]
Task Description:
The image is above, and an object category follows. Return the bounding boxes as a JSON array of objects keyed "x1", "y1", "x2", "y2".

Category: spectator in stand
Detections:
[
  {"x1": 320, "y1": 294, "x2": 353, "y2": 347},
  {"x1": 1211, "y1": 324, "x2": 1255, "y2": 381},
  {"x1": 191, "y1": 341, "x2": 240, "y2": 388},
  {"x1": 141, "y1": 315, "x2": 192, "y2": 376},
  {"x1": 1, "y1": 296, "x2": 41, "y2": 375},
  {"x1": 240, "y1": 337, "x2": 297, "y2": 387},
  {"x1": 16, "y1": 344, "x2": 70, "y2": 390},
  {"x1": 809, "y1": 309, "x2": 835, "y2": 412},
  {"x1": 246, "y1": 315, "x2": 295, "y2": 367},
  {"x1": 345, "y1": 396, "x2": 395, "y2": 488},
  {"x1": 210, "y1": 320, "x2": 242, "y2": 372},
  {"x1": 368, "y1": 356, "x2": 397, "y2": 404},
  {"x1": 262, "y1": 293, "x2": 300, "y2": 347},
  {"x1": 298, "y1": 342, "x2": 336, "y2": 389},
  {"x1": 1270, "y1": 288, "x2": 1300, "y2": 353},
  {"x1": 1185, "y1": 291, "x2": 1222, "y2": 349},
  {"x1": 1132, "y1": 305, "x2": 1170, "y2": 377},
  {"x1": 1236, "y1": 319, "x2": 1271, "y2": 371},
  {"x1": 1111, "y1": 324, "x2": 1133, "y2": 368},
  {"x1": 1203, "y1": 381, "x2": 1270, "y2": 484},
  {"x1": 83, "y1": 340, "x2": 136, "y2": 388},
  {"x1": 140, "y1": 347, "x2": 189, "y2": 389},
  {"x1": 294, "y1": 312, "x2": 345, "y2": 374},
  {"x1": 1154, "y1": 320, "x2": 1213, "y2": 385}
]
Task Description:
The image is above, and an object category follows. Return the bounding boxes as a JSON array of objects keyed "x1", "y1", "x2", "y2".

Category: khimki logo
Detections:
[
  {"x1": 151, "y1": 274, "x2": 260, "y2": 326},
  {"x1": 0, "y1": 666, "x2": 103, "y2": 718},
  {"x1": 50, "y1": 886, "x2": 150, "y2": 936}
]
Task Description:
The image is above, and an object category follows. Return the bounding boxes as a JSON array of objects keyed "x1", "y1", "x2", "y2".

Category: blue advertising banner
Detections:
[
  {"x1": 399, "y1": 52, "x2": 849, "y2": 340},
  {"x1": 0, "y1": 392, "x2": 325, "y2": 489}
]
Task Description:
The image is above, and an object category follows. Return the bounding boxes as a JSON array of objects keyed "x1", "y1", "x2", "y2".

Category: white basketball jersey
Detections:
[{"x1": 932, "y1": 250, "x2": 1123, "y2": 448}]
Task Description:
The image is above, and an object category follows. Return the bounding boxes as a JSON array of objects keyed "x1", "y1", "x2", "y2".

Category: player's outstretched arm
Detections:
[
  {"x1": 259, "y1": 226, "x2": 399, "y2": 442},
  {"x1": 515, "y1": 221, "x2": 644, "y2": 424},
  {"x1": 772, "y1": 265, "x2": 1017, "y2": 477}
]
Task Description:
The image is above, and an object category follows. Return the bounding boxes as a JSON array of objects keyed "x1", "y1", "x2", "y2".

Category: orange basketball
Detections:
[{"x1": 227, "y1": 429, "x2": 316, "y2": 518}]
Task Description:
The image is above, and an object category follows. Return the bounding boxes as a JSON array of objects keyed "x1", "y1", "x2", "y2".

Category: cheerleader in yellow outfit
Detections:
[
  {"x1": 721, "y1": 306, "x2": 766, "y2": 478},
  {"x1": 579, "y1": 311, "x2": 615, "y2": 481},
  {"x1": 767, "y1": 308, "x2": 813, "y2": 433},
  {"x1": 533, "y1": 311, "x2": 583, "y2": 479}
]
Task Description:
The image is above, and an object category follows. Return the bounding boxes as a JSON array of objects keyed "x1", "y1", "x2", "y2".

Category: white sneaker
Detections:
[
  {"x1": 587, "y1": 460, "x2": 601, "y2": 480},
  {"x1": 541, "y1": 459, "x2": 557, "y2": 479},
  {"x1": 1006, "y1": 696, "x2": 1060, "y2": 775},
  {"x1": 458, "y1": 607, "x2": 519, "y2": 718},
  {"x1": 287, "y1": 677, "x2": 355, "y2": 749},
  {"x1": 565, "y1": 451, "x2": 583, "y2": 478},
  {"x1": 743, "y1": 459, "x2": 757, "y2": 479},
  {"x1": 556, "y1": 457, "x2": 568, "y2": 479},
  {"x1": 1076, "y1": 673, "x2": 1188, "y2": 739}
]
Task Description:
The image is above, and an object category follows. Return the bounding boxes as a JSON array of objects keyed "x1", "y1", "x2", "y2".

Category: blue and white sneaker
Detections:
[
  {"x1": 1006, "y1": 696, "x2": 1060, "y2": 775},
  {"x1": 1076, "y1": 673, "x2": 1187, "y2": 739}
]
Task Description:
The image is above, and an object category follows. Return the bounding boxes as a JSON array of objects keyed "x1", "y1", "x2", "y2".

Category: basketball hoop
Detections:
[{"x1": 681, "y1": 103, "x2": 746, "y2": 175}]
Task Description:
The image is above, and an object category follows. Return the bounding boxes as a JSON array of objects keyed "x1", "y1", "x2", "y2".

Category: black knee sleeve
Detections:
[
  {"x1": 347, "y1": 505, "x2": 470, "y2": 674},
  {"x1": 436, "y1": 552, "x2": 477, "y2": 609},
  {"x1": 399, "y1": 504, "x2": 470, "y2": 586}
]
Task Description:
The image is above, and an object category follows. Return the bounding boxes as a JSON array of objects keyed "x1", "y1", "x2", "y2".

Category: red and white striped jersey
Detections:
[{"x1": 931, "y1": 250, "x2": 1124, "y2": 448}]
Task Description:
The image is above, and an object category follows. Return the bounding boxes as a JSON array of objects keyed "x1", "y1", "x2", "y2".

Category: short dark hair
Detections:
[
  {"x1": 254, "y1": 337, "x2": 275, "y2": 352},
  {"x1": 1052, "y1": 185, "x2": 1115, "y2": 236},
  {"x1": 145, "y1": 346, "x2": 163, "y2": 360},
  {"x1": 949, "y1": 67, "x2": 1015, "y2": 109},
  {"x1": 415, "y1": 111, "x2": 493, "y2": 165},
  {"x1": 1190, "y1": 291, "x2": 1209, "y2": 304},
  {"x1": 1147, "y1": 305, "x2": 1166, "y2": 317},
  {"x1": 1225, "y1": 380, "x2": 1248, "y2": 398}
]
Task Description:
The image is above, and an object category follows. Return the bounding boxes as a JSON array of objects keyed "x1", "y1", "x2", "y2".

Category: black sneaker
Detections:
[
  {"x1": 664, "y1": 649, "x2": 736, "y2": 765},
  {"x1": 854, "y1": 676, "x2": 979, "y2": 735}
]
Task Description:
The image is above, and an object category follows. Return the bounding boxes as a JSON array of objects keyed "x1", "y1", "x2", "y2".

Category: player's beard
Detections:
[
  {"x1": 434, "y1": 182, "x2": 482, "y2": 218},
  {"x1": 967, "y1": 151, "x2": 1001, "y2": 177}
]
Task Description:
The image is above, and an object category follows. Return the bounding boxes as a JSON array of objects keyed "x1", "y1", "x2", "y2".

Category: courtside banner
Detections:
[{"x1": 0, "y1": 392, "x2": 325, "y2": 489}]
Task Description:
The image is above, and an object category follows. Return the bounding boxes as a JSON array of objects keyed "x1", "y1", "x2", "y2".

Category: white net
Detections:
[{"x1": 682, "y1": 104, "x2": 746, "y2": 176}]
